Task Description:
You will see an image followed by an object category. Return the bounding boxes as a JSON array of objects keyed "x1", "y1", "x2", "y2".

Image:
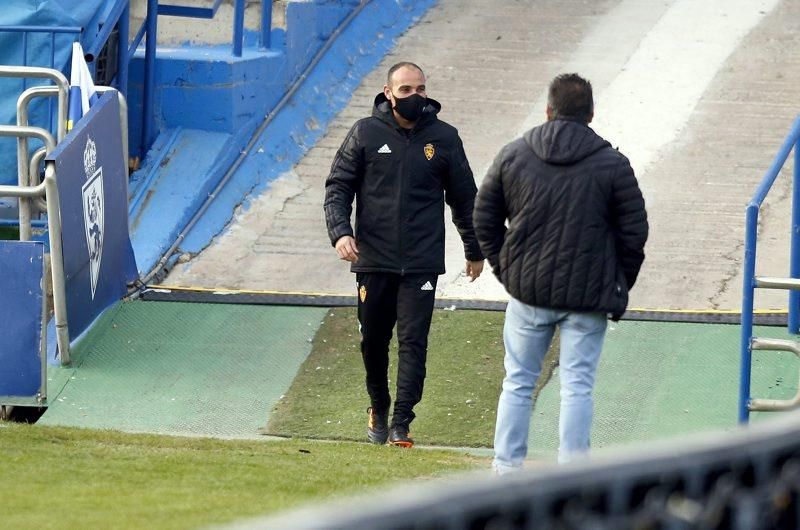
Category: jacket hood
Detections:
[
  {"x1": 372, "y1": 92, "x2": 441, "y2": 128},
  {"x1": 524, "y1": 119, "x2": 610, "y2": 165}
]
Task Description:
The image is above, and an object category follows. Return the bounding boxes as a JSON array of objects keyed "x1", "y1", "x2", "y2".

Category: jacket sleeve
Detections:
[
  {"x1": 473, "y1": 146, "x2": 508, "y2": 279},
  {"x1": 324, "y1": 122, "x2": 363, "y2": 247},
  {"x1": 443, "y1": 134, "x2": 484, "y2": 262},
  {"x1": 611, "y1": 157, "x2": 649, "y2": 289}
]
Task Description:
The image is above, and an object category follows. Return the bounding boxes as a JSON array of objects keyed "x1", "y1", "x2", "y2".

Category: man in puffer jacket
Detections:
[
  {"x1": 473, "y1": 73, "x2": 648, "y2": 473},
  {"x1": 324, "y1": 62, "x2": 484, "y2": 448}
]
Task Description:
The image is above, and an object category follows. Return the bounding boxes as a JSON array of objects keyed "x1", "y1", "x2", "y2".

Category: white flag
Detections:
[{"x1": 67, "y1": 42, "x2": 98, "y2": 130}]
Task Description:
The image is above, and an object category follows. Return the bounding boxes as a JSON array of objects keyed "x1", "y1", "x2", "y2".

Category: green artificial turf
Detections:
[
  {"x1": 0, "y1": 423, "x2": 486, "y2": 529},
  {"x1": 265, "y1": 308, "x2": 543, "y2": 447},
  {"x1": 0, "y1": 226, "x2": 19, "y2": 240}
]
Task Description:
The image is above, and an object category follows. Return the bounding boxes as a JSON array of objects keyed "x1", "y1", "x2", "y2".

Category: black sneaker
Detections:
[
  {"x1": 367, "y1": 407, "x2": 389, "y2": 445},
  {"x1": 388, "y1": 424, "x2": 414, "y2": 448}
]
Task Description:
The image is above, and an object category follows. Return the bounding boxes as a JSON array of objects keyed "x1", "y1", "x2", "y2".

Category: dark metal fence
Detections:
[{"x1": 236, "y1": 411, "x2": 800, "y2": 529}]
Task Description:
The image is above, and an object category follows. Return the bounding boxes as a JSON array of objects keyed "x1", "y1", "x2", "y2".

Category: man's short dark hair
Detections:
[
  {"x1": 548, "y1": 73, "x2": 593, "y2": 123},
  {"x1": 387, "y1": 62, "x2": 424, "y2": 86}
]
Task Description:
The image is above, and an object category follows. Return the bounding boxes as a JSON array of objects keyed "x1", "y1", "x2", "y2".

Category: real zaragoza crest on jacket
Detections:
[{"x1": 81, "y1": 136, "x2": 104, "y2": 299}]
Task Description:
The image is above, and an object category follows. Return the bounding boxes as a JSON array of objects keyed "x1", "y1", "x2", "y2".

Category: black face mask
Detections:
[{"x1": 392, "y1": 93, "x2": 426, "y2": 122}]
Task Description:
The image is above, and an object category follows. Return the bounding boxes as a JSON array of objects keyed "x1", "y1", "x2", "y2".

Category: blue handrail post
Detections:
[
  {"x1": 141, "y1": 0, "x2": 158, "y2": 157},
  {"x1": 117, "y1": 2, "x2": 130, "y2": 98},
  {"x1": 789, "y1": 141, "x2": 800, "y2": 334},
  {"x1": 260, "y1": 0, "x2": 272, "y2": 49},
  {"x1": 233, "y1": 0, "x2": 245, "y2": 57},
  {"x1": 739, "y1": 204, "x2": 759, "y2": 424}
]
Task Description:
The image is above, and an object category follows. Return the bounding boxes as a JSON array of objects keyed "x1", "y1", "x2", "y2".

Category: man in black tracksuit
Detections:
[{"x1": 324, "y1": 62, "x2": 484, "y2": 447}]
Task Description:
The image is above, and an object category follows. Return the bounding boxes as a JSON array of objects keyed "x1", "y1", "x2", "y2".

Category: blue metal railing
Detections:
[
  {"x1": 157, "y1": 0, "x2": 271, "y2": 57},
  {"x1": 85, "y1": 0, "x2": 131, "y2": 97},
  {"x1": 1, "y1": 0, "x2": 274, "y2": 161},
  {"x1": 138, "y1": 0, "x2": 272, "y2": 153},
  {"x1": 0, "y1": 1, "x2": 130, "y2": 135},
  {"x1": 0, "y1": 26, "x2": 82, "y2": 135},
  {"x1": 0, "y1": 26, "x2": 82, "y2": 74},
  {"x1": 739, "y1": 116, "x2": 800, "y2": 424}
]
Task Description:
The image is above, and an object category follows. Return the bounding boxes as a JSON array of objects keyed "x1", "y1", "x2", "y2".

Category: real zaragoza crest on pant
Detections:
[{"x1": 81, "y1": 136, "x2": 104, "y2": 299}]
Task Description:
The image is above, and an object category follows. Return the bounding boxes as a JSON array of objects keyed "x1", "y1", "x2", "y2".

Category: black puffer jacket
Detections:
[
  {"x1": 324, "y1": 93, "x2": 483, "y2": 274},
  {"x1": 473, "y1": 119, "x2": 648, "y2": 319}
]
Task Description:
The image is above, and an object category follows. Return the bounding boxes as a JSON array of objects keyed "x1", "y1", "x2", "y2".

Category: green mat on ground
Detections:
[
  {"x1": 267, "y1": 309, "x2": 799, "y2": 457},
  {"x1": 39, "y1": 300, "x2": 328, "y2": 438},
  {"x1": 528, "y1": 320, "x2": 798, "y2": 460},
  {"x1": 0, "y1": 226, "x2": 19, "y2": 240},
  {"x1": 265, "y1": 308, "x2": 508, "y2": 447}
]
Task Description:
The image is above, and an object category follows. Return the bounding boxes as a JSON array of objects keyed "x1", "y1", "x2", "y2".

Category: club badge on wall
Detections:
[{"x1": 81, "y1": 136, "x2": 104, "y2": 300}]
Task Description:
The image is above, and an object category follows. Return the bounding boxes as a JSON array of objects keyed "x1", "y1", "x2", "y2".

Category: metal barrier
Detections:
[
  {"x1": 0, "y1": 65, "x2": 78, "y2": 363},
  {"x1": 0, "y1": 25, "x2": 81, "y2": 135},
  {"x1": 2, "y1": 1, "x2": 274, "y2": 160},
  {"x1": 157, "y1": 0, "x2": 272, "y2": 56},
  {"x1": 0, "y1": 67, "x2": 68, "y2": 240},
  {"x1": 739, "y1": 117, "x2": 800, "y2": 423},
  {"x1": 236, "y1": 411, "x2": 800, "y2": 530},
  {"x1": 0, "y1": 1, "x2": 129, "y2": 131},
  {"x1": 18, "y1": 84, "x2": 130, "y2": 187},
  {"x1": 0, "y1": 145, "x2": 69, "y2": 365},
  {"x1": 133, "y1": 0, "x2": 273, "y2": 156}
]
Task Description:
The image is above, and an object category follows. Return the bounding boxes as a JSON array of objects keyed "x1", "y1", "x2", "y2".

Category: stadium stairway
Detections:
[{"x1": 167, "y1": 0, "x2": 800, "y2": 313}]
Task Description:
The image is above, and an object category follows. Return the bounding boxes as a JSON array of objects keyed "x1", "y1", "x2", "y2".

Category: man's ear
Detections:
[
  {"x1": 587, "y1": 110, "x2": 594, "y2": 124},
  {"x1": 546, "y1": 105, "x2": 554, "y2": 121},
  {"x1": 383, "y1": 84, "x2": 393, "y2": 102}
]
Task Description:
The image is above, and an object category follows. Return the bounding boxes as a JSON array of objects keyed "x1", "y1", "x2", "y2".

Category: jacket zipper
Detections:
[{"x1": 398, "y1": 132, "x2": 410, "y2": 275}]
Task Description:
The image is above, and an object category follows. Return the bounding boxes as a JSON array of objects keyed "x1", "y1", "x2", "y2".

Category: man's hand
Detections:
[
  {"x1": 335, "y1": 235, "x2": 359, "y2": 263},
  {"x1": 465, "y1": 260, "x2": 484, "y2": 282}
]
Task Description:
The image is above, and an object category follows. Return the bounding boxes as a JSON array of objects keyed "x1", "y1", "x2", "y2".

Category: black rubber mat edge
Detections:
[{"x1": 138, "y1": 287, "x2": 787, "y2": 326}]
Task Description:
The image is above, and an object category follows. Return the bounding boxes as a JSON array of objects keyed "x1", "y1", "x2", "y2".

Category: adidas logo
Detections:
[
  {"x1": 420, "y1": 281, "x2": 434, "y2": 291},
  {"x1": 378, "y1": 144, "x2": 392, "y2": 154}
]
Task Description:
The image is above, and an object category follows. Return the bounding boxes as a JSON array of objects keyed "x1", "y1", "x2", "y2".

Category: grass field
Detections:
[
  {"x1": 1, "y1": 423, "x2": 486, "y2": 529},
  {"x1": 266, "y1": 307, "x2": 559, "y2": 447}
]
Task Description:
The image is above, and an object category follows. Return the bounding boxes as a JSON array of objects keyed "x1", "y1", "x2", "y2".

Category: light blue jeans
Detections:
[{"x1": 493, "y1": 298, "x2": 608, "y2": 474}]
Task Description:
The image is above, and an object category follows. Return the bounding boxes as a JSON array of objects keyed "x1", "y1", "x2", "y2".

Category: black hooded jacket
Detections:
[
  {"x1": 473, "y1": 119, "x2": 648, "y2": 319},
  {"x1": 324, "y1": 93, "x2": 483, "y2": 274}
]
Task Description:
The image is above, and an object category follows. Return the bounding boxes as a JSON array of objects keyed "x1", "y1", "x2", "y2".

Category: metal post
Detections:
[
  {"x1": 29, "y1": 147, "x2": 48, "y2": 213},
  {"x1": 118, "y1": 2, "x2": 130, "y2": 98},
  {"x1": 739, "y1": 204, "x2": 759, "y2": 424},
  {"x1": 141, "y1": 0, "x2": 158, "y2": 156},
  {"x1": 43, "y1": 161, "x2": 70, "y2": 364},
  {"x1": 17, "y1": 134, "x2": 32, "y2": 240},
  {"x1": 789, "y1": 141, "x2": 800, "y2": 334},
  {"x1": 48, "y1": 32, "x2": 55, "y2": 133},
  {"x1": 18, "y1": 86, "x2": 67, "y2": 143},
  {"x1": 260, "y1": 0, "x2": 271, "y2": 49},
  {"x1": 233, "y1": 0, "x2": 245, "y2": 57}
]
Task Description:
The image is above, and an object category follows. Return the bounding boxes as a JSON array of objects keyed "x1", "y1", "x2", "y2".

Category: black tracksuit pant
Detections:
[{"x1": 356, "y1": 272, "x2": 437, "y2": 428}]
